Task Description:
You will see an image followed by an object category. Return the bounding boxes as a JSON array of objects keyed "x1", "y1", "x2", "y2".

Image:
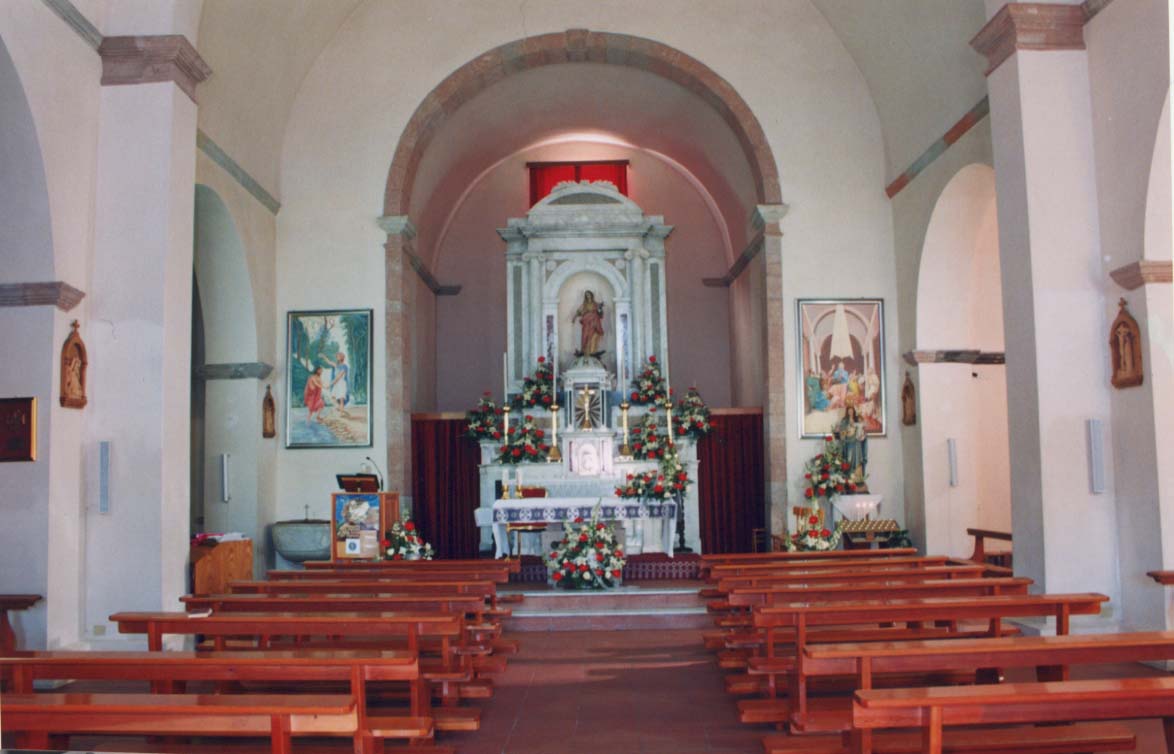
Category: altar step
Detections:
[{"x1": 501, "y1": 584, "x2": 710, "y2": 632}]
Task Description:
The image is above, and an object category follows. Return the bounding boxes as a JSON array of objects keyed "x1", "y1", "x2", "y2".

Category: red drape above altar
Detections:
[
  {"x1": 698, "y1": 410, "x2": 765, "y2": 553},
  {"x1": 410, "y1": 416, "x2": 481, "y2": 559},
  {"x1": 529, "y1": 160, "x2": 628, "y2": 206}
]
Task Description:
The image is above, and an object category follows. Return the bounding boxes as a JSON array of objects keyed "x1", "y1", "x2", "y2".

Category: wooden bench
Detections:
[
  {"x1": 268, "y1": 566, "x2": 512, "y2": 583},
  {"x1": 303, "y1": 558, "x2": 521, "y2": 574},
  {"x1": 227, "y1": 578, "x2": 512, "y2": 617},
  {"x1": 853, "y1": 676, "x2": 1174, "y2": 754},
  {"x1": 966, "y1": 528, "x2": 1011, "y2": 569},
  {"x1": 110, "y1": 611, "x2": 480, "y2": 732},
  {"x1": 725, "y1": 577, "x2": 1032, "y2": 613},
  {"x1": 183, "y1": 593, "x2": 492, "y2": 623},
  {"x1": 0, "y1": 593, "x2": 42, "y2": 654},
  {"x1": 709, "y1": 556, "x2": 956, "y2": 580},
  {"x1": 791, "y1": 628, "x2": 1174, "y2": 734},
  {"x1": 3, "y1": 691, "x2": 358, "y2": 754},
  {"x1": 0, "y1": 649, "x2": 433, "y2": 754},
  {"x1": 705, "y1": 565, "x2": 988, "y2": 599},
  {"x1": 735, "y1": 593, "x2": 1108, "y2": 725},
  {"x1": 700, "y1": 549, "x2": 919, "y2": 577}
]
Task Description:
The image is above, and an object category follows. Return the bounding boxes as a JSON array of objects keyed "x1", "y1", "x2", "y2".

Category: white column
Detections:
[
  {"x1": 973, "y1": 4, "x2": 1119, "y2": 600},
  {"x1": 82, "y1": 32, "x2": 208, "y2": 642}
]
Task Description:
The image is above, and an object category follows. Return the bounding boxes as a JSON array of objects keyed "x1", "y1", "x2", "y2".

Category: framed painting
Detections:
[
  {"x1": 796, "y1": 299, "x2": 886, "y2": 438},
  {"x1": 286, "y1": 309, "x2": 372, "y2": 448},
  {"x1": 331, "y1": 491, "x2": 390, "y2": 560},
  {"x1": 0, "y1": 397, "x2": 36, "y2": 462}
]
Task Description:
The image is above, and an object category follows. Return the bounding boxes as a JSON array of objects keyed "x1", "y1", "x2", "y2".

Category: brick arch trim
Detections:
[{"x1": 382, "y1": 28, "x2": 783, "y2": 216}]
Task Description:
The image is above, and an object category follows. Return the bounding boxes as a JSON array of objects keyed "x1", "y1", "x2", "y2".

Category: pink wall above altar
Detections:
[{"x1": 429, "y1": 140, "x2": 734, "y2": 411}]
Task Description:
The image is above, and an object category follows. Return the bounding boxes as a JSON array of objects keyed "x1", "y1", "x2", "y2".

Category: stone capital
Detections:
[
  {"x1": 752, "y1": 203, "x2": 790, "y2": 235},
  {"x1": 196, "y1": 361, "x2": 274, "y2": 380},
  {"x1": 0, "y1": 281, "x2": 85, "y2": 311},
  {"x1": 971, "y1": 3, "x2": 1086, "y2": 76},
  {"x1": 1110, "y1": 260, "x2": 1173, "y2": 290},
  {"x1": 98, "y1": 35, "x2": 211, "y2": 103},
  {"x1": 378, "y1": 215, "x2": 417, "y2": 240}
]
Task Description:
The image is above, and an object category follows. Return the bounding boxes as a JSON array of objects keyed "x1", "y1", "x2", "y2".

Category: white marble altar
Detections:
[
  {"x1": 491, "y1": 496, "x2": 676, "y2": 559},
  {"x1": 473, "y1": 181, "x2": 703, "y2": 555}
]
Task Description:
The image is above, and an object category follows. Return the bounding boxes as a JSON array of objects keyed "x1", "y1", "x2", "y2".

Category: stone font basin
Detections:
[{"x1": 271, "y1": 519, "x2": 331, "y2": 563}]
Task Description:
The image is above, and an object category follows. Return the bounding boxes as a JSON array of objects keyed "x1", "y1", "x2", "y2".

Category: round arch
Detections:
[
  {"x1": 915, "y1": 163, "x2": 1010, "y2": 558},
  {"x1": 382, "y1": 29, "x2": 782, "y2": 217}
]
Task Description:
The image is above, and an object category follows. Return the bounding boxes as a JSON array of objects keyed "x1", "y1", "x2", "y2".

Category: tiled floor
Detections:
[
  {"x1": 448, "y1": 627, "x2": 1174, "y2": 754},
  {"x1": 445, "y1": 628, "x2": 764, "y2": 754}
]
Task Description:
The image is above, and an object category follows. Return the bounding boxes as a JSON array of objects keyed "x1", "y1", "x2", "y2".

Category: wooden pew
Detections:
[
  {"x1": 787, "y1": 629, "x2": 1174, "y2": 735},
  {"x1": 3, "y1": 691, "x2": 358, "y2": 754},
  {"x1": 268, "y1": 565, "x2": 512, "y2": 583},
  {"x1": 0, "y1": 593, "x2": 42, "y2": 654},
  {"x1": 110, "y1": 611, "x2": 480, "y2": 732},
  {"x1": 966, "y1": 527, "x2": 1011, "y2": 568},
  {"x1": 230, "y1": 578, "x2": 503, "y2": 607},
  {"x1": 702, "y1": 566, "x2": 990, "y2": 651},
  {"x1": 0, "y1": 649, "x2": 436, "y2": 754},
  {"x1": 852, "y1": 677, "x2": 1174, "y2": 754},
  {"x1": 708, "y1": 557, "x2": 958, "y2": 581},
  {"x1": 304, "y1": 558, "x2": 521, "y2": 573},
  {"x1": 736, "y1": 593, "x2": 1108, "y2": 725},
  {"x1": 699, "y1": 549, "x2": 919, "y2": 577}
]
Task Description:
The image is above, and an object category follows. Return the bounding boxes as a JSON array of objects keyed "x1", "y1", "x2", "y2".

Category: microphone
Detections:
[{"x1": 365, "y1": 456, "x2": 385, "y2": 491}]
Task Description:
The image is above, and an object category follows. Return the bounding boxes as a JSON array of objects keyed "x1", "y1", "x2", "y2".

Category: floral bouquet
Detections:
[
  {"x1": 496, "y1": 412, "x2": 551, "y2": 464},
  {"x1": 545, "y1": 510, "x2": 626, "y2": 589},
  {"x1": 465, "y1": 392, "x2": 502, "y2": 442},
  {"x1": 628, "y1": 355, "x2": 668, "y2": 406},
  {"x1": 801, "y1": 433, "x2": 860, "y2": 503},
  {"x1": 516, "y1": 356, "x2": 555, "y2": 409},
  {"x1": 673, "y1": 387, "x2": 714, "y2": 440},
  {"x1": 784, "y1": 516, "x2": 844, "y2": 552},
  {"x1": 628, "y1": 410, "x2": 668, "y2": 460},
  {"x1": 382, "y1": 520, "x2": 435, "y2": 560},
  {"x1": 614, "y1": 465, "x2": 690, "y2": 502}
]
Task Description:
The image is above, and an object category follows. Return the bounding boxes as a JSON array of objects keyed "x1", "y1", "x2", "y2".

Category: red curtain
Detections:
[
  {"x1": 529, "y1": 161, "x2": 628, "y2": 205},
  {"x1": 410, "y1": 417, "x2": 482, "y2": 558},
  {"x1": 698, "y1": 410, "x2": 765, "y2": 553}
]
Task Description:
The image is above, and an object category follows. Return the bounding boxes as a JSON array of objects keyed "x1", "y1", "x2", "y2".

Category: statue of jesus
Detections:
[{"x1": 572, "y1": 290, "x2": 605, "y2": 356}]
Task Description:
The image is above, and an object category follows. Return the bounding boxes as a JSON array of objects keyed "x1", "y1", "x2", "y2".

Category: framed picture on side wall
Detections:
[
  {"x1": 796, "y1": 299, "x2": 886, "y2": 438},
  {"x1": 286, "y1": 309, "x2": 373, "y2": 448}
]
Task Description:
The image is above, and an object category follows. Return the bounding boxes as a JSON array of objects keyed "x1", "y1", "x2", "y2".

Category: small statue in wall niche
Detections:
[
  {"x1": 901, "y1": 372, "x2": 917, "y2": 426},
  {"x1": 1109, "y1": 298, "x2": 1143, "y2": 389},
  {"x1": 60, "y1": 320, "x2": 87, "y2": 409},
  {"x1": 572, "y1": 290, "x2": 606, "y2": 358}
]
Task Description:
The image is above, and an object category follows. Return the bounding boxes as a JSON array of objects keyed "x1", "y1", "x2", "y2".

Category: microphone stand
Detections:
[{"x1": 365, "y1": 456, "x2": 385, "y2": 491}]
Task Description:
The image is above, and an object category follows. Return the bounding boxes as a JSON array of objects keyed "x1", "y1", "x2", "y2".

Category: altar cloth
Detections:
[{"x1": 491, "y1": 496, "x2": 676, "y2": 559}]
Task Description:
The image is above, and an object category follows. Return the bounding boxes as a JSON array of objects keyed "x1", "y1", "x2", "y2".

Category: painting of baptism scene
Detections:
[{"x1": 286, "y1": 309, "x2": 372, "y2": 447}]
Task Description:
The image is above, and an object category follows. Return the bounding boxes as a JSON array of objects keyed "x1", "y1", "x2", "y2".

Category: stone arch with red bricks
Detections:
[{"x1": 381, "y1": 28, "x2": 782, "y2": 216}]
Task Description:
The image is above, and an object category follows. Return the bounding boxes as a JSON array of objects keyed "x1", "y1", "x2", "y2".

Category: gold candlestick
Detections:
[
  {"x1": 619, "y1": 401, "x2": 632, "y2": 457},
  {"x1": 666, "y1": 404, "x2": 674, "y2": 445},
  {"x1": 502, "y1": 404, "x2": 511, "y2": 436},
  {"x1": 548, "y1": 404, "x2": 562, "y2": 462}
]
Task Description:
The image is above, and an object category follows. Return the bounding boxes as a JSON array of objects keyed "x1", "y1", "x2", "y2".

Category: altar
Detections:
[
  {"x1": 491, "y1": 496, "x2": 677, "y2": 559},
  {"x1": 472, "y1": 181, "x2": 703, "y2": 556}
]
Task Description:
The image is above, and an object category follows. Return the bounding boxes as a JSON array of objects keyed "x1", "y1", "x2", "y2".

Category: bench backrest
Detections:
[
  {"x1": 183, "y1": 594, "x2": 485, "y2": 614},
  {"x1": 229, "y1": 579, "x2": 496, "y2": 596},
  {"x1": 715, "y1": 564, "x2": 986, "y2": 591},
  {"x1": 729, "y1": 577, "x2": 1032, "y2": 607}
]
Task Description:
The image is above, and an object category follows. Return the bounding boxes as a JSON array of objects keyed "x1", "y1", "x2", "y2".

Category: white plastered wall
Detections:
[
  {"x1": 276, "y1": 0, "x2": 899, "y2": 523},
  {"x1": 1086, "y1": 0, "x2": 1171, "y2": 630},
  {"x1": 916, "y1": 165, "x2": 1011, "y2": 558}
]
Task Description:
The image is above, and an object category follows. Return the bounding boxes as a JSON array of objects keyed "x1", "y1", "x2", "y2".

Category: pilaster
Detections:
[
  {"x1": 755, "y1": 204, "x2": 790, "y2": 537},
  {"x1": 379, "y1": 215, "x2": 416, "y2": 509}
]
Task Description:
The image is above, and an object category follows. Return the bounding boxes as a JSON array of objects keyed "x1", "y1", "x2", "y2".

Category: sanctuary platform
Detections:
[{"x1": 499, "y1": 579, "x2": 710, "y2": 632}]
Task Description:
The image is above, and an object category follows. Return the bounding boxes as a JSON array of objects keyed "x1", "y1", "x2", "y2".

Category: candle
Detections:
[
  {"x1": 550, "y1": 405, "x2": 559, "y2": 446},
  {"x1": 517, "y1": 468, "x2": 523, "y2": 489},
  {"x1": 666, "y1": 405, "x2": 674, "y2": 443},
  {"x1": 503, "y1": 405, "x2": 511, "y2": 437},
  {"x1": 502, "y1": 352, "x2": 508, "y2": 403}
]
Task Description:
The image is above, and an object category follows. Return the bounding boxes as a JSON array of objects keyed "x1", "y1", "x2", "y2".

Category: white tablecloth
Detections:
[{"x1": 491, "y1": 496, "x2": 676, "y2": 558}]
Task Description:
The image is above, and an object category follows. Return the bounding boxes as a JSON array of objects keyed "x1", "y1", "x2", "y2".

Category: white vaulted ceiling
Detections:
[{"x1": 194, "y1": 0, "x2": 990, "y2": 205}]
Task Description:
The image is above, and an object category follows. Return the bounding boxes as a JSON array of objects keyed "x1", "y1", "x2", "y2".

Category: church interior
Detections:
[{"x1": 1, "y1": 0, "x2": 1173, "y2": 752}]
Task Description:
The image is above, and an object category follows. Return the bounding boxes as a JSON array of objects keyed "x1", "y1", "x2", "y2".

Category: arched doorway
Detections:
[
  {"x1": 915, "y1": 164, "x2": 1010, "y2": 557},
  {"x1": 192, "y1": 184, "x2": 266, "y2": 574},
  {"x1": 0, "y1": 34, "x2": 56, "y2": 648}
]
